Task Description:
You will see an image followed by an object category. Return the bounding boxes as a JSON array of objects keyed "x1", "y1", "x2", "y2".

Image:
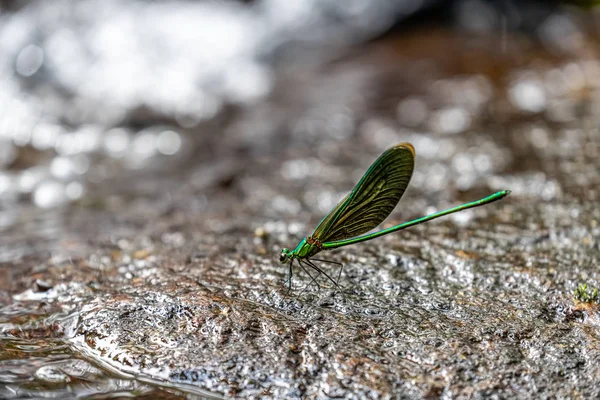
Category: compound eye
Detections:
[{"x1": 279, "y1": 252, "x2": 287, "y2": 262}]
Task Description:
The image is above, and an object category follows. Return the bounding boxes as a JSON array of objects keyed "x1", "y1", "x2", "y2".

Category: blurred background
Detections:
[{"x1": 0, "y1": 0, "x2": 598, "y2": 258}]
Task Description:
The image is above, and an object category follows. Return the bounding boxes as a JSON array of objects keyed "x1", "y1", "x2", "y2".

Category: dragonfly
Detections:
[{"x1": 278, "y1": 142, "x2": 510, "y2": 291}]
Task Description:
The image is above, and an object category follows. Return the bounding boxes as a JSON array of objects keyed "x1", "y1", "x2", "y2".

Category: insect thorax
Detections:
[
  {"x1": 293, "y1": 237, "x2": 323, "y2": 259},
  {"x1": 306, "y1": 236, "x2": 323, "y2": 249}
]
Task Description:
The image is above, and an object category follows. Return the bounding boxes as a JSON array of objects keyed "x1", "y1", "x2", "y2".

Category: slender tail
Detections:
[{"x1": 322, "y1": 190, "x2": 511, "y2": 250}]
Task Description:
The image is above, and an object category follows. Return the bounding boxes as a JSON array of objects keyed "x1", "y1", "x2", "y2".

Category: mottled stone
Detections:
[{"x1": 2, "y1": 13, "x2": 600, "y2": 400}]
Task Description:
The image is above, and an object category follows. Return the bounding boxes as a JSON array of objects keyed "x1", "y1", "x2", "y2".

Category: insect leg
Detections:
[
  {"x1": 286, "y1": 259, "x2": 294, "y2": 295},
  {"x1": 298, "y1": 260, "x2": 321, "y2": 290},
  {"x1": 310, "y1": 258, "x2": 344, "y2": 284},
  {"x1": 305, "y1": 259, "x2": 341, "y2": 289},
  {"x1": 297, "y1": 260, "x2": 321, "y2": 296}
]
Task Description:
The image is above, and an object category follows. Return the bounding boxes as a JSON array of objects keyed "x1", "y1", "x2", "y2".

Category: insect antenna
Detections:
[
  {"x1": 305, "y1": 259, "x2": 341, "y2": 289},
  {"x1": 310, "y1": 258, "x2": 344, "y2": 285}
]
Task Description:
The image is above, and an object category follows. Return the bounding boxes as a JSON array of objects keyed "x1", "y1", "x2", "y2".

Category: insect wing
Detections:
[{"x1": 311, "y1": 143, "x2": 414, "y2": 243}]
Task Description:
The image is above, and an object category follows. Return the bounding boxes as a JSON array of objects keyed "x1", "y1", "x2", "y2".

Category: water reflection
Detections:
[{"x1": 0, "y1": 0, "x2": 419, "y2": 213}]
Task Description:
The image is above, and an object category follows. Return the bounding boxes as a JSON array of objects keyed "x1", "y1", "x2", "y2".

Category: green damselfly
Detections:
[{"x1": 279, "y1": 142, "x2": 510, "y2": 291}]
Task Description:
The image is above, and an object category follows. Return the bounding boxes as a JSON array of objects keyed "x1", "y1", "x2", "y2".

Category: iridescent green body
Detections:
[
  {"x1": 279, "y1": 142, "x2": 510, "y2": 290},
  {"x1": 289, "y1": 238, "x2": 317, "y2": 259}
]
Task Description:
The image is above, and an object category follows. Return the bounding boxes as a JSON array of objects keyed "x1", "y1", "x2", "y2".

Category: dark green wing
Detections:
[{"x1": 311, "y1": 142, "x2": 415, "y2": 243}]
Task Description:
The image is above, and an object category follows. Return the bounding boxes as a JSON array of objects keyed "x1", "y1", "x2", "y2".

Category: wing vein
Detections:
[{"x1": 310, "y1": 143, "x2": 415, "y2": 243}]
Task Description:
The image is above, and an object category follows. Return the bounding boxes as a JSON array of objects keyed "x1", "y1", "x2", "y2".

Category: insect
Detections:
[{"x1": 279, "y1": 142, "x2": 510, "y2": 291}]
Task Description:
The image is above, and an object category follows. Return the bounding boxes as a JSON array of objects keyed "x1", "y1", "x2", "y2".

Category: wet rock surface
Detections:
[{"x1": 2, "y1": 3, "x2": 600, "y2": 399}]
